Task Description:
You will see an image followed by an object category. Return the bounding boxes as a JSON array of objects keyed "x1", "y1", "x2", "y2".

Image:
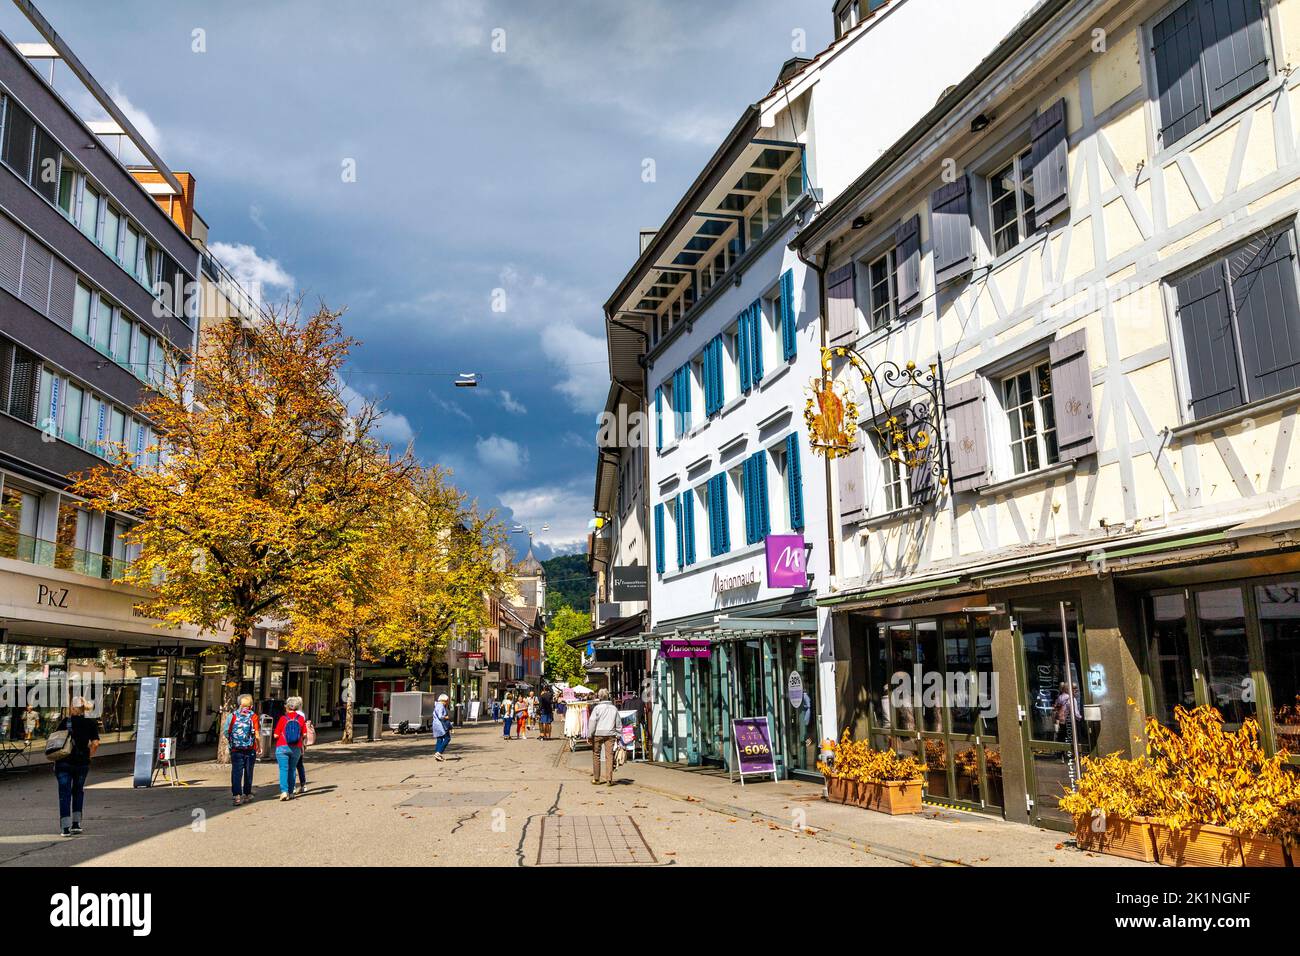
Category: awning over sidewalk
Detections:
[
  {"x1": 1226, "y1": 500, "x2": 1300, "y2": 539},
  {"x1": 568, "y1": 611, "x2": 647, "y2": 649}
]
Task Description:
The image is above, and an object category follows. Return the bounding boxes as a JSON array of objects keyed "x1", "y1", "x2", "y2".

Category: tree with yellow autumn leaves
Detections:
[{"x1": 72, "y1": 304, "x2": 414, "y2": 759}]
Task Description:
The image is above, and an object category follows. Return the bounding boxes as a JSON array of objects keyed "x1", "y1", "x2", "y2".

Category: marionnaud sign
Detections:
[
  {"x1": 765, "y1": 534, "x2": 807, "y2": 589},
  {"x1": 662, "y1": 639, "x2": 710, "y2": 659},
  {"x1": 712, "y1": 566, "x2": 758, "y2": 595}
]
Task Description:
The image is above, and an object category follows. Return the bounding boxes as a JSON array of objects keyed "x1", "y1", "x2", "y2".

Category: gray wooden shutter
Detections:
[
  {"x1": 838, "y1": 439, "x2": 866, "y2": 524},
  {"x1": 1030, "y1": 99, "x2": 1069, "y2": 223},
  {"x1": 48, "y1": 258, "x2": 76, "y2": 328},
  {"x1": 1152, "y1": 0, "x2": 1208, "y2": 145},
  {"x1": 1228, "y1": 229, "x2": 1300, "y2": 402},
  {"x1": 945, "y1": 378, "x2": 990, "y2": 493},
  {"x1": 827, "y1": 263, "x2": 857, "y2": 342},
  {"x1": 1174, "y1": 259, "x2": 1242, "y2": 418},
  {"x1": 908, "y1": 416, "x2": 935, "y2": 504},
  {"x1": 894, "y1": 215, "x2": 921, "y2": 313},
  {"x1": 1048, "y1": 329, "x2": 1097, "y2": 462},
  {"x1": 931, "y1": 176, "x2": 973, "y2": 287},
  {"x1": 1198, "y1": 0, "x2": 1269, "y2": 114}
]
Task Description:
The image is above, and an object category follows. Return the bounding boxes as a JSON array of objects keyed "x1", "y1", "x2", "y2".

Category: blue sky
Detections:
[{"x1": 3, "y1": 0, "x2": 832, "y2": 557}]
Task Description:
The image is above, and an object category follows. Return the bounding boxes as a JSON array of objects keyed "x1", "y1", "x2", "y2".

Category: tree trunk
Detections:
[
  {"x1": 217, "y1": 622, "x2": 250, "y2": 765},
  {"x1": 343, "y1": 640, "x2": 357, "y2": 745}
]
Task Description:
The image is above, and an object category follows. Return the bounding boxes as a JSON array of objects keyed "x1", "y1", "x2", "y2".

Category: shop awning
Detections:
[
  {"x1": 1226, "y1": 501, "x2": 1300, "y2": 539},
  {"x1": 644, "y1": 615, "x2": 816, "y2": 645},
  {"x1": 568, "y1": 611, "x2": 647, "y2": 649}
]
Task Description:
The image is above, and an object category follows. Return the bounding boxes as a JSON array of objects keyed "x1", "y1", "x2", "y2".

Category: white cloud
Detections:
[
  {"x1": 109, "y1": 84, "x2": 165, "y2": 152},
  {"x1": 475, "y1": 434, "x2": 528, "y2": 473},
  {"x1": 498, "y1": 481, "x2": 591, "y2": 552},
  {"x1": 540, "y1": 323, "x2": 608, "y2": 414},
  {"x1": 497, "y1": 390, "x2": 527, "y2": 415},
  {"x1": 208, "y1": 242, "x2": 295, "y2": 306},
  {"x1": 340, "y1": 382, "x2": 415, "y2": 447},
  {"x1": 430, "y1": 392, "x2": 472, "y2": 423}
]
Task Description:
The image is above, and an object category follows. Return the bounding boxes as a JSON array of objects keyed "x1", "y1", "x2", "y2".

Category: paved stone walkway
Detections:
[{"x1": 0, "y1": 721, "x2": 1145, "y2": 866}]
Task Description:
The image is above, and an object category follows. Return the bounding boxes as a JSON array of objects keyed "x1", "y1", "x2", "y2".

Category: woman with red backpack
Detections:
[
  {"x1": 273, "y1": 696, "x2": 308, "y2": 801},
  {"x1": 225, "y1": 694, "x2": 261, "y2": 806}
]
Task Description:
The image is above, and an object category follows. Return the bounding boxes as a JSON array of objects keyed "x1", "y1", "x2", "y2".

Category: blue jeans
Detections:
[
  {"x1": 55, "y1": 763, "x2": 89, "y2": 829},
  {"x1": 275, "y1": 746, "x2": 301, "y2": 795},
  {"x1": 434, "y1": 732, "x2": 450, "y2": 755},
  {"x1": 502, "y1": 716, "x2": 513, "y2": 738},
  {"x1": 231, "y1": 750, "x2": 256, "y2": 797}
]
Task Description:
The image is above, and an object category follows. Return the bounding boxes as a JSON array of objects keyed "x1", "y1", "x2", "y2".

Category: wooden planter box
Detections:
[
  {"x1": 823, "y1": 775, "x2": 922, "y2": 815},
  {"x1": 1073, "y1": 815, "x2": 1158, "y2": 862},
  {"x1": 1238, "y1": 835, "x2": 1289, "y2": 868},
  {"x1": 1151, "y1": 822, "x2": 1243, "y2": 867}
]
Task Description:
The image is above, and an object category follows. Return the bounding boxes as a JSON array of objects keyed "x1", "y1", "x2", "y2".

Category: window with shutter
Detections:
[
  {"x1": 0, "y1": 214, "x2": 24, "y2": 294},
  {"x1": 711, "y1": 473, "x2": 731, "y2": 556},
  {"x1": 1151, "y1": 0, "x2": 1269, "y2": 148},
  {"x1": 681, "y1": 492, "x2": 696, "y2": 566},
  {"x1": 20, "y1": 239, "x2": 51, "y2": 313},
  {"x1": 945, "y1": 378, "x2": 991, "y2": 493},
  {"x1": 786, "y1": 433, "x2": 805, "y2": 531},
  {"x1": 2, "y1": 102, "x2": 34, "y2": 182},
  {"x1": 1030, "y1": 99, "x2": 1069, "y2": 223},
  {"x1": 655, "y1": 386, "x2": 663, "y2": 450},
  {"x1": 999, "y1": 361, "x2": 1061, "y2": 476},
  {"x1": 1048, "y1": 330, "x2": 1098, "y2": 462},
  {"x1": 674, "y1": 496, "x2": 684, "y2": 571},
  {"x1": 894, "y1": 215, "x2": 922, "y2": 312},
  {"x1": 779, "y1": 269, "x2": 797, "y2": 362},
  {"x1": 738, "y1": 306, "x2": 753, "y2": 393},
  {"x1": 1173, "y1": 260, "x2": 1241, "y2": 418},
  {"x1": 838, "y1": 439, "x2": 866, "y2": 524},
  {"x1": 931, "y1": 176, "x2": 974, "y2": 286},
  {"x1": 749, "y1": 300, "x2": 765, "y2": 385},
  {"x1": 32, "y1": 128, "x2": 59, "y2": 202},
  {"x1": 742, "y1": 457, "x2": 755, "y2": 544},
  {"x1": 867, "y1": 248, "x2": 900, "y2": 330},
  {"x1": 754, "y1": 450, "x2": 771, "y2": 541},
  {"x1": 827, "y1": 263, "x2": 857, "y2": 343}
]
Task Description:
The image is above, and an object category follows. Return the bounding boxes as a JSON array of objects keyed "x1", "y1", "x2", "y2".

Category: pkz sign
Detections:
[
  {"x1": 765, "y1": 534, "x2": 807, "y2": 589},
  {"x1": 611, "y1": 566, "x2": 648, "y2": 602}
]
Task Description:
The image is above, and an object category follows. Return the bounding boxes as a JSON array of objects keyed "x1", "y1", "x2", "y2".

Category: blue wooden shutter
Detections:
[
  {"x1": 1229, "y1": 229, "x2": 1300, "y2": 403},
  {"x1": 1030, "y1": 100, "x2": 1069, "y2": 223},
  {"x1": 679, "y1": 492, "x2": 694, "y2": 566},
  {"x1": 931, "y1": 176, "x2": 973, "y2": 286},
  {"x1": 718, "y1": 475, "x2": 731, "y2": 554},
  {"x1": 755, "y1": 450, "x2": 771, "y2": 540},
  {"x1": 742, "y1": 458, "x2": 755, "y2": 544},
  {"x1": 655, "y1": 386, "x2": 663, "y2": 450},
  {"x1": 1198, "y1": 0, "x2": 1269, "y2": 114},
  {"x1": 1174, "y1": 259, "x2": 1242, "y2": 418},
  {"x1": 750, "y1": 300, "x2": 765, "y2": 385},
  {"x1": 708, "y1": 477, "x2": 719, "y2": 557},
  {"x1": 786, "y1": 434, "x2": 805, "y2": 531},
  {"x1": 674, "y1": 495, "x2": 684, "y2": 570},
  {"x1": 1153, "y1": 0, "x2": 1208, "y2": 145},
  {"x1": 779, "y1": 270, "x2": 797, "y2": 362},
  {"x1": 894, "y1": 215, "x2": 922, "y2": 313},
  {"x1": 738, "y1": 313, "x2": 752, "y2": 394},
  {"x1": 654, "y1": 503, "x2": 665, "y2": 574}
]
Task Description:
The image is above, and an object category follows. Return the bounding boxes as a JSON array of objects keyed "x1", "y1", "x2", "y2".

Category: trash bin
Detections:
[
  {"x1": 259, "y1": 714, "x2": 274, "y2": 761},
  {"x1": 368, "y1": 709, "x2": 383, "y2": 742}
]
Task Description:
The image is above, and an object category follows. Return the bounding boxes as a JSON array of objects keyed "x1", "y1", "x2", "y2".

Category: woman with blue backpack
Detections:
[
  {"x1": 273, "y1": 696, "x2": 308, "y2": 801},
  {"x1": 225, "y1": 694, "x2": 262, "y2": 806}
]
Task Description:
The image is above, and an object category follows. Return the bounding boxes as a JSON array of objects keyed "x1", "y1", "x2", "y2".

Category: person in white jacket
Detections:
[{"x1": 585, "y1": 689, "x2": 620, "y2": 785}]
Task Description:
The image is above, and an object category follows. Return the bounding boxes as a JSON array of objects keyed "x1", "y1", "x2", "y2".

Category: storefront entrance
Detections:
[
  {"x1": 1012, "y1": 599, "x2": 1093, "y2": 829},
  {"x1": 658, "y1": 625, "x2": 822, "y2": 779},
  {"x1": 862, "y1": 613, "x2": 1003, "y2": 814}
]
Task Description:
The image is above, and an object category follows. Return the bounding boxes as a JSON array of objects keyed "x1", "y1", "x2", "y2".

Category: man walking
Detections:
[
  {"x1": 585, "y1": 689, "x2": 620, "y2": 786},
  {"x1": 537, "y1": 686, "x2": 554, "y2": 740}
]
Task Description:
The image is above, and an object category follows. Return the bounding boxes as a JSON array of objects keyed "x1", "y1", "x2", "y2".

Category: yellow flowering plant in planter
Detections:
[{"x1": 817, "y1": 730, "x2": 927, "y2": 784}]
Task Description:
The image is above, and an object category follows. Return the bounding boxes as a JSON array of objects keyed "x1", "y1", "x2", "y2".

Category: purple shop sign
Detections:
[
  {"x1": 765, "y1": 534, "x2": 807, "y2": 589},
  {"x1": 662, "y1": 639, "x2": 711, "y2": 659},
  {"x1": 732, "y1": 717, "x2": 776, "y2": 780}
]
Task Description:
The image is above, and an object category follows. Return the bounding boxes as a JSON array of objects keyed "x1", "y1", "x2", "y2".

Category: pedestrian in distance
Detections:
[
  {"x1": 49, "y1": 696, "x2": 99, "y2": 836},
  {"x1": 537, "y1": 686, "x2": 554, "y2": 740},
  {"x1": 502, "y1": 693, "x2": 514, "y2": 739},
  {"x1": 273, "y1": 696, "x2": 308, "y2": 801},
  {"x1": 514, "y1": 692, "x2": 529, "y2": 739},
  {"x1": 527, "y1": 692, "x2": 539, "y2": 737},
  {"x1": 432, "y1": 693, "x2": 452, "y2": 761},
  {"x1": 491, "y1": 697, "x2": 500, "y2": 722},
  {"x1": 585, "y1": 689, "x2": 620, "y2": 786},
  {"x1": 225, "y1": 694, "x2": 262, "y2": 806}
]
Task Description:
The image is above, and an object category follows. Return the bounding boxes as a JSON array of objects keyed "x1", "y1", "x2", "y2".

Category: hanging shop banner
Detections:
[
  {"x1": 662, "y1": 639, "x2": 710, "y2": 659},
  {"x1": 611, "y1": 565, "x2": 648, "y2": 602},
  {"x1": 801, "y1": 636, "x2": 818, "y2": 659},
  {"x1": 765, "y1": 534, "x2": 807, "y2": 589},
  {"x1": 132, "y1": 676, "x2": 160, "y2": 788},
  {"x1": 732, "y1": 716, "x2": 776, "y2": 782}
]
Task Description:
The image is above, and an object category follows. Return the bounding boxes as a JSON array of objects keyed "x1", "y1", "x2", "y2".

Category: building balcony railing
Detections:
[{"x1": 0, "y1": 530, "x2": 128, "y2": 581}]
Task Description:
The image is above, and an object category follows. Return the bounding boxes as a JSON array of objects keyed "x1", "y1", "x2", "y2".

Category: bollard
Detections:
[{"x1": 368, "y1": 709, "x2": 383, "y2": 742}]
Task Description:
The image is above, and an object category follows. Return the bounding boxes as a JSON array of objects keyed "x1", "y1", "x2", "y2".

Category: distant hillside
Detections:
[{"x1": 542, "y1": 553, "x2": 595, "y2": 615}]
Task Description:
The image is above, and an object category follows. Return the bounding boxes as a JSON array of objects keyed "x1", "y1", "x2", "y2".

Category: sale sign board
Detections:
[
  {"x1": 732, "y1": 716, "x2": 776, "y2": 783},
  {"x1": 765, "y1": 534, "x2": 807, "y2": 588}
]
